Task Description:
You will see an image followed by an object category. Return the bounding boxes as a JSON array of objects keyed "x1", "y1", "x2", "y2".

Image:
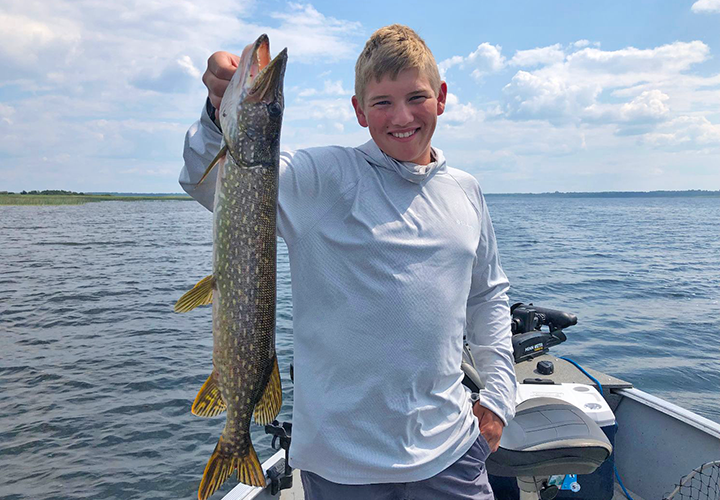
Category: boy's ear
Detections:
[
  {"x1": 436, "y1": 81, "x2": 448, "y2": 116},
  {"x1": 351, "y1": 95, "x2": 369, "y2": 128}
]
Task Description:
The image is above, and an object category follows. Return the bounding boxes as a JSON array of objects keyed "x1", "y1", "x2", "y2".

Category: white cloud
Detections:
[
  {"x1": 0, "y1": 1, "x2": 365, "y2": 191},
  {"x1": 0, "y1": 11, "x2": 81, "y2": 70},
  {"x1": 438, "y1": 43, "x2": 506, "y2": 80},
  {"x1": 267, "y1": 3, "x2": 362, "y2": 62},
  {"x1": 0, "y1": 103, "x2": 15, "y2": 125},
  {"x1": 285, "y1": 97, "x2": 355, "y2": 123},
  {"x1": 501, "y1": 41, "x2": 713, "y2": 128},
  {"x1": 442, "y1": 93, "x2": 482, "y2": 124},
  {"x1": 619, "y1": 90, "x2": 670, "y2": 122},
  {"x1": 565, "y1": 41, "x2": 709, "y2": 78},
  {"x1": 438, "y1": 55, "x2": 464, "y2": 79},
  {"x1": 509, "y1": 44, "x2": 565, "y2": 67},
  {"x1": 502, "y1": 71, "x2": 600, "y2": 122},
  {"x1": 298, "y1": 80, "x2": 352, "y2": 97},
  {"x1": 691, "y1": 0, "x2": 720, "y2": 13},
  {"x1": 573, "y1": 40, "x2": 591, "y2": 49},
  {"x1": 642, "y1": 116, "x2": 720, "y2": 148}
]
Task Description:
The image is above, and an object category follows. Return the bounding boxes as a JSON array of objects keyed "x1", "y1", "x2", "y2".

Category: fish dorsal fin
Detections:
[
  {"x1": 197, "y1": 145, "x2": 228, "y2": 186},
  {"x1": 174, "y1": 275, "x2": 215, "y2": 313},
  {"x1": 191, "y1": 371, "x2": 227, "y2": 417},
  {"x1": 253, "y1": 355, "x2": 282, "y2": 425}
]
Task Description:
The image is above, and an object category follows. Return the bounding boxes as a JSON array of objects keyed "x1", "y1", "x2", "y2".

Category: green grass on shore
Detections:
[{"x1": 0, "y1": 194, "x2": 193, "y2": 206}]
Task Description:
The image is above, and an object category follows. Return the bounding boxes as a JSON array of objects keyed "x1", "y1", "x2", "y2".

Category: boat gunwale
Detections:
[{"x1": 615, "y1": 387, "x2": 720, "y2": 440}]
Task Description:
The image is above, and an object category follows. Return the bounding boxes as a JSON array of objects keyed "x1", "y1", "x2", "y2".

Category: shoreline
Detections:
[{"x1": 0, "y1": 194, "x2": 193, "y2": 206}]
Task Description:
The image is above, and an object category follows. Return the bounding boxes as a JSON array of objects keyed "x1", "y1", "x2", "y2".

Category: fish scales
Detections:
[
  {"x1": 212, "y1": 152, "x2": 278, "y2": 458},
  {"x1": 174, "y1": 34, "x2": 287, "y2": 500}
]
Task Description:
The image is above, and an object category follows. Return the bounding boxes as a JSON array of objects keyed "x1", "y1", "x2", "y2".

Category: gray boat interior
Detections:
[{"x1": 222, "y1": 354, "x2": 720, "y2": 500}]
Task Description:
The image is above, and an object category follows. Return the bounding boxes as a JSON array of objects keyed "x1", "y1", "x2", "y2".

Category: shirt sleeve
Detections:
[
  {"x1": 465, "y1": 192, "x2": 517, "y2": 426},
  {"x1": 178, "y1": 103, "x2": 223, "y2": 212}
]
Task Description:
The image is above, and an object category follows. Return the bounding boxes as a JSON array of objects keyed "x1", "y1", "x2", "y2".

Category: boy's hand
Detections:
[
  {"x1": 472, "y1": 402, "x2": 504, "y2": 452},
  {"x1": 203, "y1": 51, "x2": 241, "y2": 119}
]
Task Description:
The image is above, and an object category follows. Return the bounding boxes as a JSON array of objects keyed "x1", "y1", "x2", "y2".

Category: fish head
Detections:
[{"x1": 219, "y1": 34, "x2": 288, "y2": 168}]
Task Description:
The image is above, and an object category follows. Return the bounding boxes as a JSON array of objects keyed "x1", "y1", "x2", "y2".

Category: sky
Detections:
[{"x1": 1, "y1": 0, "x2": 720, "y2": 194}]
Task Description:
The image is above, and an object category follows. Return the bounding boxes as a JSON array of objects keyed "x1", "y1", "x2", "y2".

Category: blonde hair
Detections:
[{"x1": 354, "y1": 24, "x2": 441, "y2": 108}]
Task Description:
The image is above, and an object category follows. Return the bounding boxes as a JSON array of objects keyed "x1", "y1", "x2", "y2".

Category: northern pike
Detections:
[{"x1": 175, "y1": 34, "x2": 288, "y2": 500}]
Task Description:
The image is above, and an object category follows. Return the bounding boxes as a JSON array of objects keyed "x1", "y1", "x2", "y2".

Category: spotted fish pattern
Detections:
[{"x1": 175, "y1": 35, "x2": 287, "y2": 500}]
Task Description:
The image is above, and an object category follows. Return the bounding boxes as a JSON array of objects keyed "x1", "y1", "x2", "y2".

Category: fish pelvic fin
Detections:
[
  {"x1": 197, "y1": 145, "x2": 227, "y2": 186},
  {"x1": 253, "y1": 355, "x2": 282, "y2": 425},
  {"x1": 174, "y1": 275, "x2": 215, "y2": 313},
  {"x1": 191, "y1": 372, "x2": 226, "y2": 417},
  {"x1": 198, "y1": 439, "x2": 264, "y2": 499}
]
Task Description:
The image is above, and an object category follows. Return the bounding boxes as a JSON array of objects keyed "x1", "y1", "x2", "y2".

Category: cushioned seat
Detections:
[{"x1": 487, "y1": 397, "x2": 612, "y2": 478}]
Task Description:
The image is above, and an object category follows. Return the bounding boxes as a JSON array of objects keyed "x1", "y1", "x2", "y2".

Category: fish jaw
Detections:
[{"x1": 220, "y1": 36, "x2": 288, "y2": 168}]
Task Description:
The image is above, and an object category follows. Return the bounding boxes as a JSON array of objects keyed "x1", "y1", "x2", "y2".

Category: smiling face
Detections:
[{"x1": 352, "y1": 68, "x2": 447, "y2": 165}]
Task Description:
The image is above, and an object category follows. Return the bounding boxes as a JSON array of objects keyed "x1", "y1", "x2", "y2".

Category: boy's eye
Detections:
[
  {"x1": 373, "y1": 100, "x2": 390, "y2": 106},
  {"x1": 410, "y1": 95, "x2": 428, "y2": 102}
]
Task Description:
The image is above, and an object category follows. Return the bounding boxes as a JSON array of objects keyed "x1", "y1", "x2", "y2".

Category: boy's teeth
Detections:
[{"x1": 392, "y1": 130, "x2": 416, "y2": 138}]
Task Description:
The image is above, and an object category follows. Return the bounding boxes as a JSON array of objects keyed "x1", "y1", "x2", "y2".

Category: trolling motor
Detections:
[{"x1": 510, "y1": 303, "x2": 577, "y2": 363}]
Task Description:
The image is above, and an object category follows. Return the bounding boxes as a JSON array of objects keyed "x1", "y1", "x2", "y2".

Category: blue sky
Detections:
[{"x1": 1, "y1": 0, "x2": 719, "y2": 193}]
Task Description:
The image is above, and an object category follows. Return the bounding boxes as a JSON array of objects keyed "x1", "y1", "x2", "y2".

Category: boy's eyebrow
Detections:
[{"x1": 368, "y1": 90, "x2": 430, "y2": 102}]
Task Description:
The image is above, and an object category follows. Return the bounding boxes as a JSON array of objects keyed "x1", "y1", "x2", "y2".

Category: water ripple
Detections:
[{"x1": 1, "y1": 197, "x2": 719, "y2": 500}]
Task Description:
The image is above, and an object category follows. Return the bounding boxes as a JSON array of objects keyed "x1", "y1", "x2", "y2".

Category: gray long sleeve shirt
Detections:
[{"x1": 179, "y1": 106, "x2": 516, "y2": 484}]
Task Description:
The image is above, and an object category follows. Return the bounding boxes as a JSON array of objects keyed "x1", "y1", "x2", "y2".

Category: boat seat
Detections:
[{"x1": 487, "y1": 397, "x2": 613, "y2": 478}]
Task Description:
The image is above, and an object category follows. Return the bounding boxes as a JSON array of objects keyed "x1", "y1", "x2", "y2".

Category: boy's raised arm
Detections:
[{"x1": 179, "y1": 51, "x2": 240, "y2": 211}]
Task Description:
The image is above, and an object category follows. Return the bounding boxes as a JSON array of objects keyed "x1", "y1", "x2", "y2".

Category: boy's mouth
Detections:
[{"x1": 390, "y1": 128, "x2": 420, "y2": 139}]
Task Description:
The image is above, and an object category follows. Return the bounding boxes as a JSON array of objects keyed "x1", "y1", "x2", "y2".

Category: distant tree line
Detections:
[
  {"x1": 2, "y1": 190, "x2": 86, "y2": 196},
  {"x1": 487, "y1": 189, "x2": 720, "y2": 198}
]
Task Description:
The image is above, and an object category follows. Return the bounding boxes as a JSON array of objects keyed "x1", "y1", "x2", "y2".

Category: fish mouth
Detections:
[{"x1": 245, "y1": 35, "x2": 288, "y2": 103}]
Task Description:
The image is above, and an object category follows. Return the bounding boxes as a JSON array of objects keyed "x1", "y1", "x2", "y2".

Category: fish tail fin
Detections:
[
  {"x1": 198, "y1": 439, "x2": 264, "y2": 500},
  {"x1": 236, "y1": 443, "x2": 264, "y2": 487},
  {"x1": 175, "y1": 275, "x2": 215, "y2": 312},
  {"x1": 191, "y1": 372, "x2": 226, "y2": 417},
  {"x1": 253, "y1": 355, "x2": 282, "y2": 425}
]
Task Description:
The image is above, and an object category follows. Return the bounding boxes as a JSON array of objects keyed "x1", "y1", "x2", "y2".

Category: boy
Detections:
[{"x1": 180, "y1": 24, "x2": 516, "y2": 499}]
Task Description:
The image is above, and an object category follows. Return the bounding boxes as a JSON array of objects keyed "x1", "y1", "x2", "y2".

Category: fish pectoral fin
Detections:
[
  {"x1": 191, "y1": 372, "x2": 227, "y2": 417},
  {"x1": 253, "y1": 355, "x2": 282, "y2": 425},
  {"x1": 174, "y1": 275, "x2": 215, "y2": 313},
  {"x1": 197, "y1": 145, "x2": 227, "y2": 186},
  {"x1": 198, "y1": 439, "x2": 264, "y2": 499}
]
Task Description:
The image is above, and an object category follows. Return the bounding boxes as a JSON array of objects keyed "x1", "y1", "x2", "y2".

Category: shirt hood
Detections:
[{"x1": 356, "y1": 140, "x2": 446, "y2": 184}]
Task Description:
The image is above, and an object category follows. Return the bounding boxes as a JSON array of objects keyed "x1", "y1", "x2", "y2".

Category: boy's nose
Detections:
[{"x1": 390, "y1": 103, "x2": 413, "y2": 126}]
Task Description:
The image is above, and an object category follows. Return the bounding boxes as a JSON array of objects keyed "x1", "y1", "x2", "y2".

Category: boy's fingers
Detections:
[
  {"x1": 208, "y1": 51, "x2": 240, "y2": 81},
  {"x1": 203, "y1": 51, "x2": 240, "y2": 107},
  {"x1": 203, "y1": 73, "x2": 230, "y2": 109}
]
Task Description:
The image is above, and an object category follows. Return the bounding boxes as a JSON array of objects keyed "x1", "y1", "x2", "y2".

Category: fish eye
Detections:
[{"x1": 267, "y1": 102, "x2": 282, "y2": 117}]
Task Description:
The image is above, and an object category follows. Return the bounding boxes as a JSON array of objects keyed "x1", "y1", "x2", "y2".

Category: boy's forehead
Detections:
[{"x1": 364, "y1": 68, "x2": 434, "y2": 98}]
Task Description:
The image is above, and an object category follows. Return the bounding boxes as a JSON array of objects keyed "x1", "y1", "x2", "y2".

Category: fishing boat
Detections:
[{"x1": 219, "y1": 304, "x2": 720, "y2": 500}]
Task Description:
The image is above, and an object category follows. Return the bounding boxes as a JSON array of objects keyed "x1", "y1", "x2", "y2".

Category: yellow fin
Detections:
[
  {"x1": 191, "y1": 372, "x2": 226, "y2": 417},
  {"x1": 236, "y1": 444, "x2": 264, "y2": 487},
  {"x1": 253, "y1": 356, "x2": 282, "y2": 425},
  {"x1": 197, "y1": 439, "x2": 264, "y2": 500},
  {"x1": 175, "y1": 275, "x2": 215, "y2": 313},
  {"x1": 198, "y1": 145, "x2": 227, "y2": 186}
]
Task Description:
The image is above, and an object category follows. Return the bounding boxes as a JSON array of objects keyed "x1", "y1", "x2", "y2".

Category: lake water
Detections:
[{"x1": 1, "y1": 195, "x2": 719, "y2": 500}]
